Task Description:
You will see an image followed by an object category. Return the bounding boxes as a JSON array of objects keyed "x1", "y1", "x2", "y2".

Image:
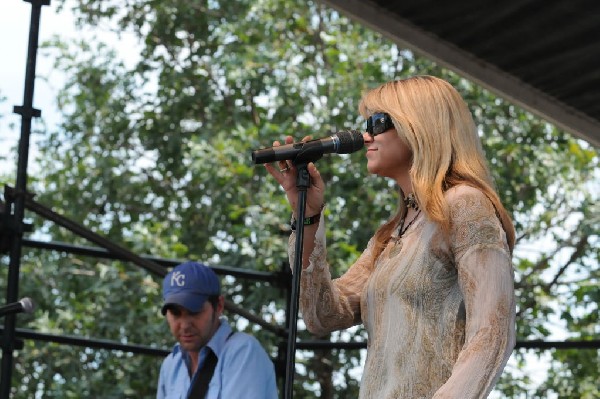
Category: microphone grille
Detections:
[
  {"x1": 20, "y1": 297, "x2": 35, "y2": 314},
  {"x1": 336, "y1": 130, "x2": 364, "y2": 154}
]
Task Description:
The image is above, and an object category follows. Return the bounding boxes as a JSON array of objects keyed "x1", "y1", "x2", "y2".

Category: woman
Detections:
[{"x1": 266, "y1": 75, "x2": 516, "y2": 398}]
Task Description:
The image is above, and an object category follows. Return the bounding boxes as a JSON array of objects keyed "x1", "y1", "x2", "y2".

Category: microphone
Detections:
[
  {"x1": 0, "y1": 297, "x2": 35, "y2": 317},
  {"x1": 251, "y1": 130, "x2": 364, "y2": 164}
]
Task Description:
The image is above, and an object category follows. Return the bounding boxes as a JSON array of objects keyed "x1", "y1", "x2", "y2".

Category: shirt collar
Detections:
[{"x1": 205, "y1": 316, "x2": 232, "y2": 358}]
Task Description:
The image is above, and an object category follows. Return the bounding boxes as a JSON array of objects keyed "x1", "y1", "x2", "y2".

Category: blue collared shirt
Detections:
[{"x1": 157, "y1": 317, "x2": 278, "y2": 399}]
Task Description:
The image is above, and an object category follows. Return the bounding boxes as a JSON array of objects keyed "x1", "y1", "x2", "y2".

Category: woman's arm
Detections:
[
  {"x1": 290, "y1": 216, "x2": 375, "y2": 336},
  {"x1": 434, "y1": 186, "x2": 516, "y2": 398}
]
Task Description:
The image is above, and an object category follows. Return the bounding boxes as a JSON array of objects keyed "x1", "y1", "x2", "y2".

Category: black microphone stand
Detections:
[{"x1": 283, "y1": 155, "x2": 322, "y2": 399}]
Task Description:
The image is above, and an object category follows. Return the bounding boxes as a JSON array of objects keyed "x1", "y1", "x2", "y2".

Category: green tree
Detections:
[{"x1": 1, "y1": 0, "x2": 597, "y2": 397}]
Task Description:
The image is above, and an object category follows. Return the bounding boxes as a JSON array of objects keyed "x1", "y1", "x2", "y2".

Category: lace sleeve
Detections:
[
  {"x1": 288, "y1": 215, "x2": 373, "y2": 336},
  {"x1": 433, "y1": 186, "x2": 516, "y2": 398}
]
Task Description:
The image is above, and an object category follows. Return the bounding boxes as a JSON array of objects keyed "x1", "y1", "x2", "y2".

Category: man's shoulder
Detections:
[
  {"x1": 225, "y1": 330, "x2": 264, "y2": 349},
  {"x1": 219, "y1": 330, "x2": 272, "y2": 362},
  {"x1": 216, "y1": 319, "x2": 261, "y2": 346}
]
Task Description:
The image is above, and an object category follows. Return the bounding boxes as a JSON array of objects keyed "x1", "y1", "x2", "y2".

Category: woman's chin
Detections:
[
  {"x1": 366, "y1": 162, "x2": 378, "y2": 175},
  {"x1": 367, "y1": 165, "x2": 386, "y2": 177},
  {"x1": 367, "y1": 164, "x2": 394, "y2": 179}
]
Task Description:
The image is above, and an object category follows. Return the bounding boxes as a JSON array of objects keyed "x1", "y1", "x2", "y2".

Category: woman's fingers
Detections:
[
  {"x1": 270, "y1": 137, "x2": 294, "y2": 174},
  {"x1": 265, "y1": 135, "x2": 322, "y2": 193},
  {"x1": 307, "y1": 162, "x2": 323, "y2": 189},
  {"x1": 277, "y1": 160, "x2": 290, "y2": 173}
]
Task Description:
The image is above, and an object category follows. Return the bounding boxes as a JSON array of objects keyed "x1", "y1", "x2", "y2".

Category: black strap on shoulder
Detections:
[
  {"x1": 187, "y1": 331, "x2": 236, "y2": 399},
  {"x1": 187, "y1": 349, "x2": 217, "y2": 399}
]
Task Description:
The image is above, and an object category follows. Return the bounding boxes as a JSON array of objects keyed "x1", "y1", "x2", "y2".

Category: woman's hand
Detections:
[{"x1": 264, "y1": 135, "x2": 326, "y2": 217}]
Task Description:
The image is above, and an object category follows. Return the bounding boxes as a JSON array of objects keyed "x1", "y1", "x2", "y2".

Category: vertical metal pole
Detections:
[
  {"x1": 277, "y1": 260, "x2": 292, "y2": 398},
  {"x1": 284, "y1": 163, "x2": 310, "y2": 399},
  {"x1": 0, "y1": 1, "x2": 49, "y2": 398}
]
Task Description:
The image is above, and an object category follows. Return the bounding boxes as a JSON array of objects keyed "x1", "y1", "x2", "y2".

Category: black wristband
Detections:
[{"x1": 290, "y1": 213, "x2": 321, "y2": 231}]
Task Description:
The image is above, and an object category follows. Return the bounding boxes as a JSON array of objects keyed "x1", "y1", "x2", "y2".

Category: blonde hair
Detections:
[{"x1": 358, "y1": 76, "x2": 515, "y2": 262}]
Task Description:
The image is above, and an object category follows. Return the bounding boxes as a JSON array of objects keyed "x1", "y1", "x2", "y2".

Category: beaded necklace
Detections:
[
  {"x1": 397, "y1": 193, "x2": 421, "y2": 233},
  {"x1": 396, "y1": 209, "x2": 421, "y2": 238},
  {"x1": 404, "y1": 192, "x2": 418, "y2": 211},
  {"x1": 389, "y1": 193, "x2": 421, "y2": 258}
]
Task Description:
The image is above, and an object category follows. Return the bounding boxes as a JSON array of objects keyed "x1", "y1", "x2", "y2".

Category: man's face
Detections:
[{"x1": 165, "y1": 296, "x2": 223, "y2": 353}]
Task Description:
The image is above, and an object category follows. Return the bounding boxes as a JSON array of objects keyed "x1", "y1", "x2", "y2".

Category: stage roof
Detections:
[{"x1": 321, "y1": 0, "x2": 600, "y2": 147}]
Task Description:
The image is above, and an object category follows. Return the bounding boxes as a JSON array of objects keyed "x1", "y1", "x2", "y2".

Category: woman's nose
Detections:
[{"x1": 363, "y1": 132, "x2": 373, "y2": 143}]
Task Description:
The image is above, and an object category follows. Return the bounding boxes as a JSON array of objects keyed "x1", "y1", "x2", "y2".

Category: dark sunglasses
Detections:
[{"x1": 366, "y1": 112, "x2": 394, "y2": 136}]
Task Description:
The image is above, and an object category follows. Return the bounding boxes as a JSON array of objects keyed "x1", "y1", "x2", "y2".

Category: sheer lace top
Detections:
[{"x1": 289, "y1": 185, "x2": 516, "y2": 399}]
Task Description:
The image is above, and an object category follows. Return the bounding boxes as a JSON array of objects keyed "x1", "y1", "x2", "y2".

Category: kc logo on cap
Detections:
[{"x1": 171, "y1": 271, "x2": 186, "y2": 287}]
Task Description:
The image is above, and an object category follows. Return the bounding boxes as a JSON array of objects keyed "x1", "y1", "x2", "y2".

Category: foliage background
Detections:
[{"x1": 1, "y1": 0, "x2": 598, "y2": 398}]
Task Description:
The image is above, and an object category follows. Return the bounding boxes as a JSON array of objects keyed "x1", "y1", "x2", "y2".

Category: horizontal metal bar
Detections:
[
  {"x1": 5, "y1": 328, "x2": 598, "y2": 359},
  {"x1": 6, "y1": 185, "x2": 165, "y2": 276},
  {"x1": 2, "y1": 327, "x2": 169, "y2": 357},
  {"x1": 22, "y1": 238, "x2": 281, "y2": 283}
]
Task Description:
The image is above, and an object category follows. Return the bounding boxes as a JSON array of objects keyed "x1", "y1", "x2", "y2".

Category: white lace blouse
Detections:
[{"x1": 289, "y1": 185, "x2": 516, "y2": 399}]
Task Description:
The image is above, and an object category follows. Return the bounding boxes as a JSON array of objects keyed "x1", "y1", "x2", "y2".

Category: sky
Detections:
[
  {"x1": 1, "y1": 1, "x2": 70, "y2": 175},
  {"x1": 0, "y1": 0, "x2": 138, "y2": 177}
]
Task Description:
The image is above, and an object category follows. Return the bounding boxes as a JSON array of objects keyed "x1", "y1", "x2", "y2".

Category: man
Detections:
[{"x1": 157, "y1": 261, "x2": 278, "y2": 399}]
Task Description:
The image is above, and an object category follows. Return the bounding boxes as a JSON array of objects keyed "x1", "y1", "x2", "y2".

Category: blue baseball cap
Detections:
[{"x1": 161, "y1": 261, "x2": 221, "y2": 315}]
